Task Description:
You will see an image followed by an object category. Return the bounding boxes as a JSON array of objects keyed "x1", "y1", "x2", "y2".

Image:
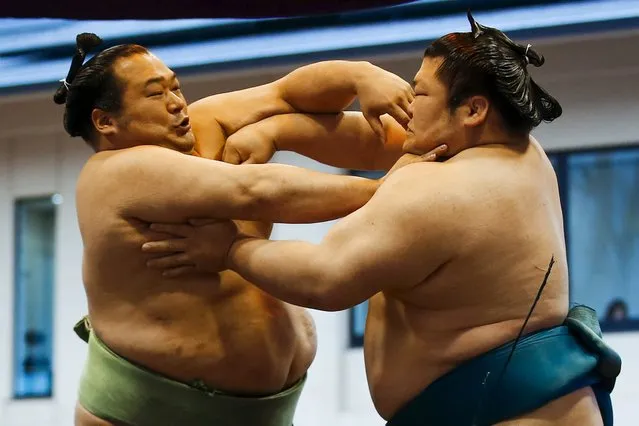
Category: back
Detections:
[
  {"x1": 75, "y1": 148, "x2": 315, "y2": 395},
  {"x1": 365, "y1": 139, "x2": 572, "y2": 418}
]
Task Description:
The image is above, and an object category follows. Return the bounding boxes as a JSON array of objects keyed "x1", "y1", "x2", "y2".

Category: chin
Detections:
[
  {"x1": 402, "y1": 139, "x2": 417, "y2": 154},
  {"x1": 171, "y1": 136, "x2": 196, "y2": 153}
]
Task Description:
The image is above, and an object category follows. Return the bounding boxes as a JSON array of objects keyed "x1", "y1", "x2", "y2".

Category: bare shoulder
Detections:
[
  {"x1": 188, "y1": 81, "x2": 284, "y2": 121},
  {"x1": 377, "y1": 161, "x2": 470, "y2": 207},
  {"x1": 187, "y1": 96, "x2": 222, "y2": 122},
  {"x1": 76, "y1": 147, "x2": 183, "y2": 199},
  {"x1": 372, "y1": 162, "x2": 471, "y2": 237},
  {"x1": 188, "y1": 82, "x2": 292, "y2": 136},
  {"x1": 84, "y1": 146, "x2": 177, "y2": 176}
]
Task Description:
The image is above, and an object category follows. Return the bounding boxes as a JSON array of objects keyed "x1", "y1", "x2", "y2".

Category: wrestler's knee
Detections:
[{"x1": 74, "y1": 403, "x2": 127, "y2": 426}]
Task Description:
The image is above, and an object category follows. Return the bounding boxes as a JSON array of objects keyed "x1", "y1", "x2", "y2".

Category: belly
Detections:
[
  {"x1": 88, "y1": 268, "x2": 315, "y2": 395},
  {"x1": 363, "y1": 293, "x2": 568, "y2": 420},
  {"x1": 364, "y1": 294, "x2": 458, "y2": 418}
]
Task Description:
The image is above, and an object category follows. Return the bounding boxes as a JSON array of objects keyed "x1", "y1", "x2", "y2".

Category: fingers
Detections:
[
  {"x1": 399, "y1": 95, "x2": 412, "y2": 118},
  {"x1": 422, "y1": 153, "x2": 438, "y2": 161},
  {"x1": 364, "y1": 113, "x2": 386, "y2": 143},
  {"x1": 406, "y1": 86, "x2": 415, "y2": 104},
  {"x1": 142, "y1": 239, "x2": 187, "y2": 254},
  {"x1": 149, "y1": 223, "x2": 192, "y2": 237},
  {"x1": 241, "y1": 156, "x2": 257, "y2": 165},
  {"x1": 400, "y1": 79, "x2": 414, "y2": 105},
  {"x1": 388, "y1": 104, "x2": 411, "y2": 129},
  {"x1": 383, "y1": 85, "x2": 413, "y2": 130},
  {"x1": 163, "y1": 266, "x2": 196, "y2": 279},
  {"x1": 421, "y1": 144, "x2": 448, "y2": 161},
  {"x1": 146, "y1": 253, "x2": 193, "y2": 269}
]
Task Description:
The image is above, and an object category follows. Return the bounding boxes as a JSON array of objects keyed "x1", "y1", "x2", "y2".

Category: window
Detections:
[
  {"x1": 13, "y1": 196, "x2": 56, "y2": 398},
  {"x1": 348, "y1": 146, "x2": 639, "y2": 347},
  {"x1": 349, "y1": 301, "x2": 368, "y2": 347},
  {"x1": 565, "y1": 147, "x2": 639, "y2": 331}
]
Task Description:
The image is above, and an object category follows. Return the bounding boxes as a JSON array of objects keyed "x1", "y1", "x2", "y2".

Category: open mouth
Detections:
[
  {"x1": 175, "y1": 117, "x2": 191, "y2": 136},
  {"x1": 175, "y1": 116, "x2": 191, "y2": 135}
]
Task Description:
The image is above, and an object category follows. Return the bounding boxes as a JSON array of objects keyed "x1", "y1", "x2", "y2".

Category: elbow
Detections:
[
  {"x1": 304, "y1": 270, "x2": 354, "y2": 312},
  {"x1": 234, "y1": 171, "x2": 275, "y2": 220},
  {"x1": 233, "y1": 189, "x2": 262, "y2": 220},
  {"x1": 312, "y1": 300, "x2": 351, "y2": 312},
  {"x1": 304, "y1": 289, "x2": 348, "y2": 312}
]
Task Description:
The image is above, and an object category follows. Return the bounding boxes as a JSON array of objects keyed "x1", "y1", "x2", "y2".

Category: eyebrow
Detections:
[{"x1": 144, "y1": 72, "x2": 177, "y2": 87}]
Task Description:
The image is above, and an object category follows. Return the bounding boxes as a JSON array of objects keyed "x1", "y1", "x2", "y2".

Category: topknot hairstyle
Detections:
[{"x1": 423, "y1": 11, "x2": 562, "y2": 133}]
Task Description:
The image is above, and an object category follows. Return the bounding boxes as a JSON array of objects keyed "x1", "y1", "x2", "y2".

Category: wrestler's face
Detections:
[
  {"x1": 404, "y1": 57, "x2": 467, "y2": 156},
  {"x1": 105, "y1": 53, "x2": 195, "y2": 153}
]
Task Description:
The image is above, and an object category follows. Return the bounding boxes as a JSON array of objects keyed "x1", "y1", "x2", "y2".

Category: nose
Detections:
[{"x1": 167, "y1": 91, "x2": 186, "y2": 113}]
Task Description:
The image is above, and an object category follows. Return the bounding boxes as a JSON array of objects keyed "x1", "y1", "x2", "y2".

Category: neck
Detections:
[
  {"x1": 95, "y1": 136, "x2": 119, "y2": 152},
  {"x1": 470, "y1": 122, "x2": 529, "y2": 151},
  {"x1": 444, "y1": 128, "x2": 529, "y2": 161}
]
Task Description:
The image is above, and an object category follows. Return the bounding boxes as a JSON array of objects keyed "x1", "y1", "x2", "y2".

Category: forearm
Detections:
[
  {"x1": 239, "y1": 163, "x2": 378, "y2": 223},
  {"x1": 278, "y1": 61, "x2": 372, "y2": 113},
  {"x1": 228, "y1": 238, "x2": 334, "y2": 310},
  {"x1": 274, "y1": 112, "x2": 405, "y2": 170}
]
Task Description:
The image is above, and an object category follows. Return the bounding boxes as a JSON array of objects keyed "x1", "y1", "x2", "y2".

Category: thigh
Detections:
[{"x1": 495, "y1": 387, "x2": 603, "y2": 426}]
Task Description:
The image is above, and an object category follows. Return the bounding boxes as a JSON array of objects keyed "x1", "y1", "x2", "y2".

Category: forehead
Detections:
[
  {"x1": 113, "y1": 53, "x2": 175, "y2": 86},
  {"x1": 414, "y1": 56, "x2": 444, "y2": 86}
]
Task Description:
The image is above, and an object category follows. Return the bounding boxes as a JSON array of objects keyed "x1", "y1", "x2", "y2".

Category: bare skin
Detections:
[
  {"x1": 220, "y1": 138, "x2": 594, "y2": 423},
  {"x1": 226, "y1": 140, "x2": 601, "y2": 426},
  {"x1": 71, "y1": 52, "x2": 419, "y2": 425},
  {"x1": 147, "y1": 57, "x2": 603, "y2": 425}
]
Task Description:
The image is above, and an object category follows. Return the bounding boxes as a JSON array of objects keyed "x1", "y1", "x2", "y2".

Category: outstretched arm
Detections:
[
  {"x1": 226, "y1": 164, "x2": 456, "y2": 311},
  {"x1": 223, "y1": 112, "x2": 408, "y2": 171},
  {"x1": 105, "y1": 146, "x2": 378, "y2": 224},
  {"x1": 277, "y1": 60, "x2": 413, "y2": 134},
  {"x1": 188, "y1": 61, "x2": 413, "y2": 156}
]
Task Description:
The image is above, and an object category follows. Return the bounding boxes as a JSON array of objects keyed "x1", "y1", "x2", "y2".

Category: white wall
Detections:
[{"x1": 1, "y1": 29, "x2": 639, "y2": 426}]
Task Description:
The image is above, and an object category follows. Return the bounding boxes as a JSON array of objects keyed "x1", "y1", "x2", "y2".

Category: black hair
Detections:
[
  {"x1": 53, "y1": 33, "x2": 149, "y2": 145},
  {"x1": 423, "y1": 11, "x2": 562, "y2": 134}
]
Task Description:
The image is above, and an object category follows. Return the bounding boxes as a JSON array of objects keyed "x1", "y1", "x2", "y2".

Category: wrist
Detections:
[
  {"x1": 351, "y1": 61, "x2": 374, "y2": 93},
  {"x1": 262, "y1": 118, "x2": 282, "y2": 153},
  {"x1": 226, "y1": 236, "x2": 246, "y2": 270},
  {"x1": 226, "y1": 235, "x2": 258, "y2": 271}
]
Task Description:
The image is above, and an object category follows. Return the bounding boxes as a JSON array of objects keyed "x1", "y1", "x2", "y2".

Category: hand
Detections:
[
  {"x1": 141, "y1": 219, "x2": 238, "y2": 278},
  {"x1": 380, "y1": 144, "x2": 448, "y2": 184},
  {"x1": 355, "y1": 62, "x2": 415, "y2": 142},
  {"x1": 222, "y1": 122, "x2": 276, "y2": 165}
]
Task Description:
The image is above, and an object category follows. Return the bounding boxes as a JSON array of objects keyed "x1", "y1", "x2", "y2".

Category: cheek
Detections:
[
  {"x1": 413, "y1": 106, "x2": 440, "y2": 136},
  {"x1": 139, "y1": 103, "x2": 167, "y2": 121},
  {"x1": 411, "y1": 101, "x2": 430, "y2": 128}
]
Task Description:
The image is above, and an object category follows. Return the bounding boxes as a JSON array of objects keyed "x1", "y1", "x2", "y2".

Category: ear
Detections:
[
  {"x1": 91, "y1": 108, "x2": 118, "y2": 136},
  {"x1": 460, "y1": 95, "x2": 489, "y2": 128}
]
